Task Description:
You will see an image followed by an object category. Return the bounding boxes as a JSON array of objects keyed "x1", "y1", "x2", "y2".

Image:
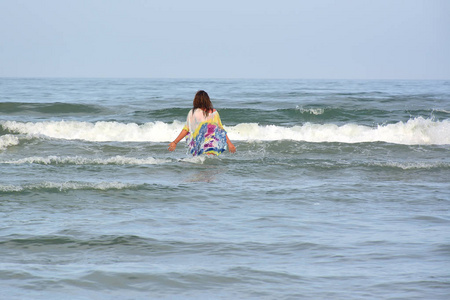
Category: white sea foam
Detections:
[
  {"x1": 229, "y1": 117, "x2": 450, "y2": 145},
  {"x1": 2, "y1": 155, "x2": 170, "y2": 165},
  {"x1": 0, "y1": 134, "x2": 20, "y2": 150},
  {"x1": 295, "y1": 106, "x2": 325, "y2": 115},
  {"x1": 0, "y1": 181, "x2": 138, "y2": 192},
  {"x1": 179, "y1": 155, "x2": 207, "y2": 164},
  {"x1": 0, "y1": 184, "x2": 23, "y2": 192},
  {"x1": 371, "y1": 161, "x2": 449, "y2": 170},
  {"x1": 2, "y1": 117, "x2": 449, "y2": 145},
  {"x1": 1, "y1": 120, "x2": 183, "y2": 142},
  {"x1": 432, "y1": 108, "x2": 450, "y2": 114}
]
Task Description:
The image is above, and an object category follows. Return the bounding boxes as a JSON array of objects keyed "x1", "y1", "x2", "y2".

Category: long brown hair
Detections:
[{"x1": 193, "y1": 90, "x2": 213, "y2": 117}]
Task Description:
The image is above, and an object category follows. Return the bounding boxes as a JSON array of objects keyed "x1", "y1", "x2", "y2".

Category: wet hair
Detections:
[{"x1": 193, "y1": 90, "x2": 213, "y2": 117}]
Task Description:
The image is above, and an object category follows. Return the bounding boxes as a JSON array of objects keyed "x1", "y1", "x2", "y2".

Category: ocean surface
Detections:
[{"x1": 1, "y1": 78, "x2": 449, "y2": 299}]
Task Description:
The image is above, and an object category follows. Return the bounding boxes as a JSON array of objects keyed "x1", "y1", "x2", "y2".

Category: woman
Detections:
[{"x1": 168, "y1": 90, "x2": 236, "y2": 156}]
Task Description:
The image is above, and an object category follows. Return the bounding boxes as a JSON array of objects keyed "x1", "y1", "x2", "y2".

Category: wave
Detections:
[
  {"x1": 231, "y1": 118, "x2": 450, "y2": 145},
  {"x1": 2, "y1": 155, "x2": 447, "y2": 170},
  {"x1": 1, "y1": 155, "x2": 170, "y2": 165},
  {"x1": 273, "y1": 160, "x2": 450, "y2": 170},
  {"x1": 432, "y1": 108, "x2": 450, "y2": 114},
  {"x1": 3, "y1": 102, "x2": 448, "y2": 126},
  {"x1": 0, "y1": 102, "x2": 104, "y2": 114},
  {"x1": 0, "y1": 234, "x2": 158, "y2": 248},
  {"x1": 0, "y1": 181, "x2": 143, "y2": 193},
  {"x1": 1, "y1": 117, "x2": 449, "y2": 145},
  {"x1": 368, "y1": 161, "x2": 450, "y2": 170},
  {"x1": 0, "y1": 134, "x2": 20, "y2": 150},
  {"x1": 1, "y1": 120, "x2": 181, "y2": 142},
  {"x1": 295, "y1": 106, "x2": 325, "y2": 115}
]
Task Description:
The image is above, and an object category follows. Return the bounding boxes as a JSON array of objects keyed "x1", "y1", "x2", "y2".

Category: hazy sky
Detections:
[{"x1": 1, "y1": 0, "x2": 449, "y2": 79}]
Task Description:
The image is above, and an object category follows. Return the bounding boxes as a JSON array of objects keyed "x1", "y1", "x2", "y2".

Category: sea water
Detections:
[{"x1": 0, "y1": 78, "x2": 449, "y2": 299}]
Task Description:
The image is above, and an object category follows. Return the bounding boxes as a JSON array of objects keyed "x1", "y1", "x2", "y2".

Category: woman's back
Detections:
[
  {"x1": 186, "y1": 109, "x2": 221, "y2": 133},
  {"x1": 168, "y1": 90, "x2": 235, "y2": 155}
]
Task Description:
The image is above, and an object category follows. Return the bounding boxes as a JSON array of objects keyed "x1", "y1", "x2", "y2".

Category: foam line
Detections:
[
  {"x1": 1, "y1": 155, "x2": 170, "y2": 165},
  {"x1": 1, "y1": 117, "x2": 449, "y2": 145},
  {"x1": 0, "y1": 134, "x2": 20, "y2": 150},
  {"x1": 0, "y1": 181, "x2": 139, "y2": 192}
]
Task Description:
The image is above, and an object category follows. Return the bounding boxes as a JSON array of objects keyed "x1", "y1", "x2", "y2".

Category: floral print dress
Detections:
[{"x1": 183, "y1": 109, "x2": 227, "y2": 156}]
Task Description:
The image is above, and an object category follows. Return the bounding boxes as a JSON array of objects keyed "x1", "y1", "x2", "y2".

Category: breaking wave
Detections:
[
  {"x1": 1, "y1": 117, "x2": 449, "y2": 145},
  {"x1": 0, "y1": 134, "x2": 20, "y2": 150}
]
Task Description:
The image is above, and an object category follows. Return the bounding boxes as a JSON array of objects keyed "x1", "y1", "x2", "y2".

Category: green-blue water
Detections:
[{"x1": 1, "y1": 78, "x2": 449, "y2": 299}]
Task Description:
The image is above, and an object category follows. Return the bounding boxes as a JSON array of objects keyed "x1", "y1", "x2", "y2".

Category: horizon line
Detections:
[{"x1": 1, "y1": 76, "x2": 449, "y2": 81}]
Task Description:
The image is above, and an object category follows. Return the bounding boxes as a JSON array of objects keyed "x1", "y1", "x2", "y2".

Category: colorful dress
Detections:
[{"x1": 183, "y1": 109, "x2": 227, "y2": 156}]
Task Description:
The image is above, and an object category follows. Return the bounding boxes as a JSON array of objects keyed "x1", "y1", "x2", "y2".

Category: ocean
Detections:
[{"x1": 0, "y1": 78, "x2": 449, "y2": 299}]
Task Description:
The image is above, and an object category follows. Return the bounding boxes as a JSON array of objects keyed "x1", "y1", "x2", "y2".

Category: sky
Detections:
[{"x1": 0, "y1": 0, "x2": 449, "y2": 80}]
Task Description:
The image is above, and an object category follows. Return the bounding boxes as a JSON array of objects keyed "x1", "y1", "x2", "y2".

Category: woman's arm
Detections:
[
  {"x1": 168, "y1": 129, "x2": 189, "y2": 151},
  {"x1": 226, "y1": 135, "x2": 236, "y2": 153},
  {"x1": 214, "y1": 111, "x2": 235, "y2": 153}
]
